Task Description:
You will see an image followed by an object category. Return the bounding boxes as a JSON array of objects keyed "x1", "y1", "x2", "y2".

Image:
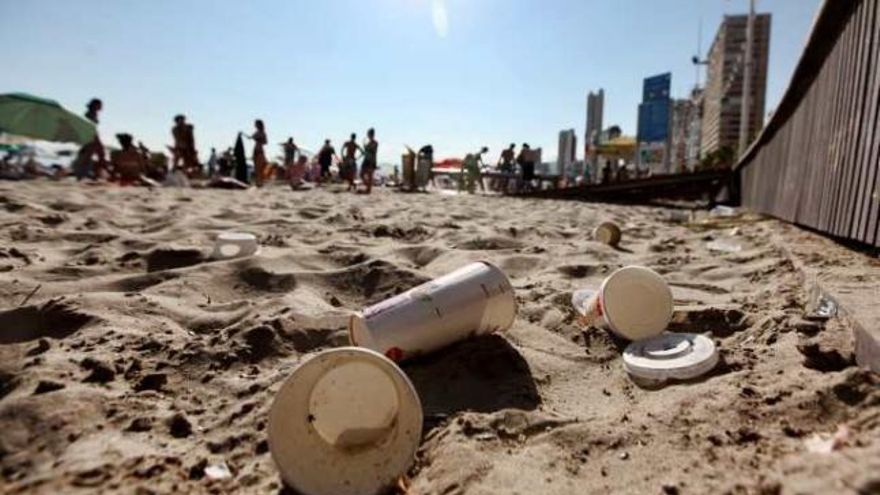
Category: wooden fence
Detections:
[{"x1": 736, "y1": 0, "x2": 880, "y2": 247}]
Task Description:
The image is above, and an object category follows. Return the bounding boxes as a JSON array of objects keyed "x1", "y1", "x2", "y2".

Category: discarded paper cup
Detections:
[
  {"x1": 268, "y1": 347, "x2": 423, "y2": 495},
  {"x1": 571, "y1": 265, "x2": 673, "y2": 341},
  {"x1": 210, "y1": 232, "x2": 259, "y2": 259},
  {"x1": 593, "y1": 222, "x2": 622, "y2": 246},
  {"x1": 349, "y1": 261, "x2": 517, "y2": 361},
  {"x1": 623, "y1": 333, "x2": 718, "y2": 386}
]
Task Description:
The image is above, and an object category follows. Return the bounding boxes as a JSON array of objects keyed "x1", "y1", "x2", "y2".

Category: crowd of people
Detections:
[
  {"x1": 17, "y1": 98, "x2": 385, "y2": 193},
  {"x1": 2, "y1": 97, "x2": 550, "y2": 195}
]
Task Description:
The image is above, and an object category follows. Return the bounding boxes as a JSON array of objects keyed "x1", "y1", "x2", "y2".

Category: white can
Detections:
[
  {"x1": 572, "y1": 265, "x2": 673, "y2": 341},
  {"x1": 349, "y1": 261, "x2": 517, "y2": 361}
]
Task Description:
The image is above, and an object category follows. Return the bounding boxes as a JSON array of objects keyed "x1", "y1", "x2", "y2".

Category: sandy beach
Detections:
[{"x1": 0, "y1": 181, "x2": 877, "y2": 494}]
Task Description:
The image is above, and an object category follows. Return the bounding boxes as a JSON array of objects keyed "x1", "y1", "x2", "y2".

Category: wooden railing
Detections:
[{"x1": 736, "y1": 0, "x2": 880, "y2": 247}]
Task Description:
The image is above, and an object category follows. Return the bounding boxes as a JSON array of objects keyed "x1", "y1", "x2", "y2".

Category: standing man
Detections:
[
  {"x1": 206, "y1": 148, "x2": 218, "y2": 178},
  {"x1": 282, "y1": 137, "x2": 299, "y2": 169},
  {"x1": 341, "y1": 133, "x2": 361, "y2": 191},
  {"x1": 171, "y1": 115, "x2": 198, "y2": 176},
  {"x1": 495, "y1": 143, "x2": 516, "y2": 192},
  {"x1": 317, "y1": 139, "x2": 337, "y2": 185},
  {"x1": 73, "y1": 98, "x2": 106, "y2": 180},
  {"x1": 517, "y1": 143, "x2": 535, "y2": 192},
  {"x1": 360, "y1": 128, "x2": 378, "y2": 194},
  {"x1": 461, "y1": 146, "x2": 488, "y2": 193}
]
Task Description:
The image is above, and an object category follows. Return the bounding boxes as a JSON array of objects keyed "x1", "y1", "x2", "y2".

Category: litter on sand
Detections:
[
  {"x1": 349, "y1": 261, "x2": 516, "y2": 362},
  {"x1": 268, "y1": 347, "x2": 423, "y2": 495},
  {"x1": 573, "y1": 265, "x2": 720, "y2": 385},
  {"x1": 210, "y1": 231, "x2": 259, "y2": 260}
]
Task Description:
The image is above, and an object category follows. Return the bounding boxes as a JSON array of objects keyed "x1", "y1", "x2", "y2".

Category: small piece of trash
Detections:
[
  {"x1": 806, "y1": 293, "x2": 838, "y2": 320},
  {"x1": 709, "y1": 205, "x2": 738, "y2": 218},
  {"x1": 706, "y1": 238, "x2": 743, "y2": 253},
  {"x1": 804, "y1": 425, "x2": 850, "y2": 454},
  {"x1": 667, "y1": 211, "x2": 692, "y2": 223},
  {"x1": 204, "y1": 462, "x2": 232, "y2": 480}
]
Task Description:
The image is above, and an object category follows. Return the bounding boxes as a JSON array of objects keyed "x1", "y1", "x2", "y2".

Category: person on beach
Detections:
[
  {"x1": 601, "y1": 159, "x2": 613, "y2": 184},
  {"x1": 317, "y1": 139, "x2": 337, "y2": 185},
  {"x1": 282, "y1": 137, "x2": 299, "y2": 169},
  {"x1": 249, "y1": 120, "x2": 268, "y2": 186},
  {"x1": 416, "y1": 144, "x2": 434, "y2": 191},
  {"x1": 461, "y1": 146, "x2": 488, "y2": 193},
  {"x1": 341, "y1": 133, "x2": 361, "y2": 191},
  {"x1": 288, "y1": 155, "x2": 309, "y2": 190},
  {"x1": 206, "y1": 148, "x2": 218, "y2": 178},
  {"x1": 495, "y1": 143, "x2": 516, "y2": 192},
  {"x1": 171, "y1": 115, "x2": 198, "y2": 176},
  {"x1": 517, "y1": 143, "x2": 535, "y2": 192},
  {"x1": 111, "y1": 133, "x2": 146, "y2": 186},
  {"x1": 73, "y1": 98, "x2": 106, "y2": 180},
  {"x1": 360, "y1": 128, "x2": 378, "y2": 194}
]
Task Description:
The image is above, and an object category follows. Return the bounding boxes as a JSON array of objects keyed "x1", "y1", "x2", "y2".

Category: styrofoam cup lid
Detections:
[
  {"x1": 571, "y1": 288, "x2": 596, "y2": 316},
  {"x1": 623, "y1": 333, "x2": 718, "y2": 382},
  {"x1": 213, "y1": 232, "x2": 259, "y2": 259},
  {"x1": 268, "y1": 347, "x2": 423, "y2": 495},
  {"x1": 602, "y1": 266, "x2": 673, "y2": 340},
  {"x1": 217, "y1": 232, "x2": 256, "y2": 242}
]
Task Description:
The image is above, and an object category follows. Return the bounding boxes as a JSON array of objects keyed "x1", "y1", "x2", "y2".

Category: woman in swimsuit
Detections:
[
  {"x1": 360, "y1": 128, "x2": 378, "y2": 194},
  {"x1": 251, "y1": 119, "x2": 268, "y2": 187}
]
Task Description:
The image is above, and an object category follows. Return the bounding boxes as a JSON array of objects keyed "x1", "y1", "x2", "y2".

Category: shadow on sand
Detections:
[{"x1": 401, "y1": 334, "x2": 540, "y2": 422}]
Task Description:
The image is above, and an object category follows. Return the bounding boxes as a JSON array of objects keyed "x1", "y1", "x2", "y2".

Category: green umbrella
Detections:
[{"x1": 0, "y1": 93, "x2": 96, "y2": 145}]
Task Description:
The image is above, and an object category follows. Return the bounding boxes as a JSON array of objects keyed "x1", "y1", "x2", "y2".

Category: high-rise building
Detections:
[
  {"x1": 586, "y1": 90, "x2": 604, "y2": 146},
  {"x1": 700, "y1": 13, "x2": 771, "y2": 157},
  {"x1": 670, "y1": 88, "x2": 704, "y2": 172},
  {"x1": 637, "y1": 72, "x2": 672, "y2": 174},
  {"x1": 686, "y1": 88, "x2": 704, "y2": 169},
  {"x1": 557, "y1": 129, "x2": 577, "y2": 177}
]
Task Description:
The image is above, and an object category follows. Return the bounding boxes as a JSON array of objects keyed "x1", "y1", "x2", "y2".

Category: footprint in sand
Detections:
[
  {"x1": 0, "y1": 299, "x2": 95, "y2": 344},
  {"x1": 144, "y1": 248, "x2": 205, "y2": 272}
]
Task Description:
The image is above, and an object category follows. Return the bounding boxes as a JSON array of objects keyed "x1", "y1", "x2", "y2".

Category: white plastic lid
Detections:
[
  {"x1": 212, "y1": 232, "x2": 259, "y2": 259},
  {"x1": 217, "y1": 232, "x2": 256, "y2": 242},
  {"x1": 602, "y1": 266, "x2": 673, "y2": 340},
  {"x1": 268, "y1": 347, "x2": 423, "y2": 495},
  {"x1": 623, "y1": 333, "x2": 718, "y2": 383}
]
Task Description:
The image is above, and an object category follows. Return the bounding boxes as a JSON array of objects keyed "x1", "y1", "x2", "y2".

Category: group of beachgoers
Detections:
[
  {"x1": 38, "y1": 99, "x2": 381, "y2": 193},
  {"x1": 2, "y1": 97, "x2": 546, "y2": 195}
]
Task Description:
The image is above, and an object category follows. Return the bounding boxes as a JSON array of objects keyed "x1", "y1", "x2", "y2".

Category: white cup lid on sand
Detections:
[
  {"x1": 210, "y1": 232, "x2": 259, "y2": 259},
  {"x1": 571, "y1": 266, "x2": 673, "y2": 341},
  {"x1": 268, "y1": 347, "x2": 423, "y2": 495},
  {"x1": 623, "y1": 333, "x2": 718, "y2": 383},
  {"x1": 601, "y1": 266, "x2": 673, "y2": 340}
]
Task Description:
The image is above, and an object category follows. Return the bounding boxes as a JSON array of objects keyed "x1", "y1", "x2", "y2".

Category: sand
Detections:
[{"x1": 0, "y1": 180, "x2": 877, "y2": 494}]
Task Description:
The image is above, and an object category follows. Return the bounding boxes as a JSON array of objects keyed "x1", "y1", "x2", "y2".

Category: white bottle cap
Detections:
[
  {"x1": 622, "y1": 333, "x2": 718, "y2": 383},
  {"x1": 268, "y1": 347, "x2": 423, "y2": 495}
]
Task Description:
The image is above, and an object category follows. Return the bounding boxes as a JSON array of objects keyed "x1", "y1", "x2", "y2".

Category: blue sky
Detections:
[{"x1": 1, "y1": 0, "x2": 819, "y2": 163}]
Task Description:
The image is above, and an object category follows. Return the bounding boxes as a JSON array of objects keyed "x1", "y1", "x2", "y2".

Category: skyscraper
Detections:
[
  {"x1": 670, "y1": 88, "x2": 704, "y2": 173},
  {"x1": 637, "y1": 72, "x2": 672, "y2": 174},
  {"x1": 700, "y1": 13, "x2": 771, "y2": 157},
  {"x1": 557, "y1": 129, "x2": 577, "y2": 177},
  {"x1": 586, "y1": 90, "x2": 604, "y2": 146}
]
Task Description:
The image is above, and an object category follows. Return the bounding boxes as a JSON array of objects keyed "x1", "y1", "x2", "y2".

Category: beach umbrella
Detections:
[
  {"x1": 0, "y1": 93, "x2": 96, "y2": 145},
  {"x1": 234, "y1": 133, "x2": 248, "y2": 183}
]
